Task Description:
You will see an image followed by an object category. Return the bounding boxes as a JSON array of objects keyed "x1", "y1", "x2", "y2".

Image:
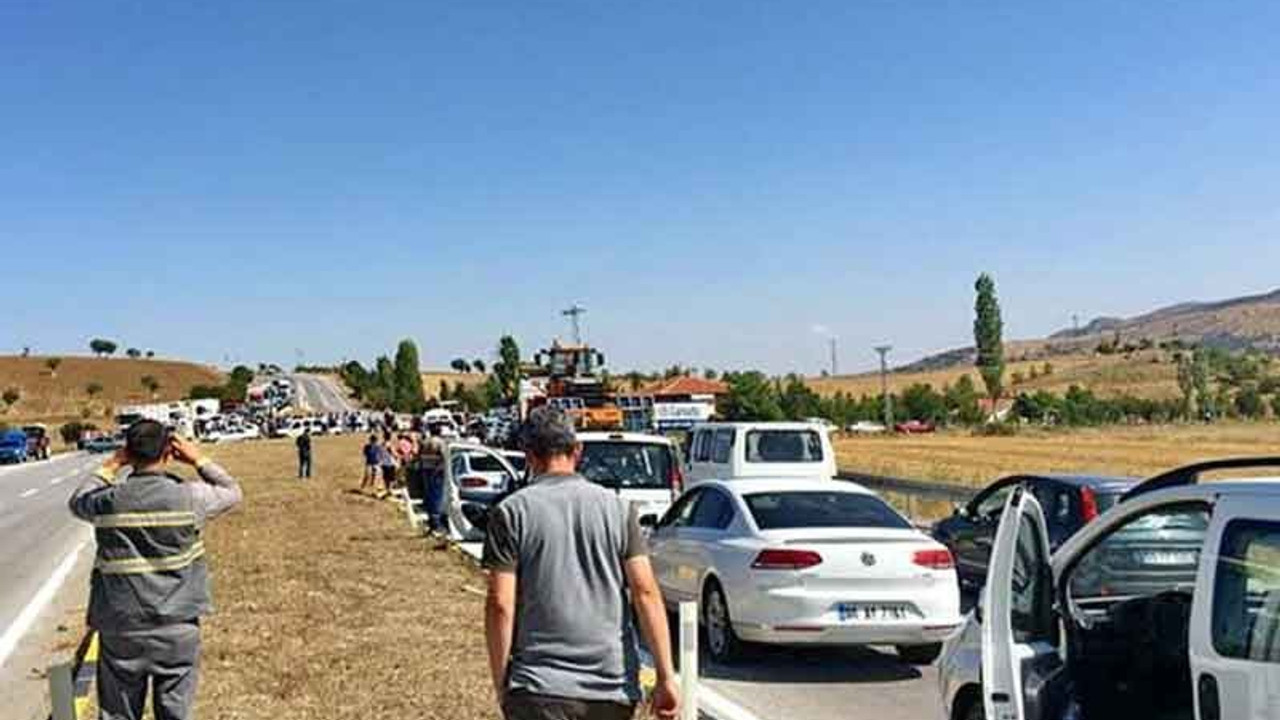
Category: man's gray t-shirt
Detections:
[{"x1": 482, "y1": 473, "x2": 648, "y2": 705}]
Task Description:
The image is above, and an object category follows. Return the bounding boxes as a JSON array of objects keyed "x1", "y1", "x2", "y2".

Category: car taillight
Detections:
[
  {"x1": 459, "y1": 476, "x2": 488, "y2": 488},
  {"x1": 752, "y1": 549, "x2": 823, "y2": 570},
  {"x1": 668, "y1": 464, "x2": 684, "y2": 494},
  {"x1": 912, "y1": 548, "x2": 955, "y2": 570},
  {"x1": 1080, "y1": 487, "x2": 1099, "y2": 522}
]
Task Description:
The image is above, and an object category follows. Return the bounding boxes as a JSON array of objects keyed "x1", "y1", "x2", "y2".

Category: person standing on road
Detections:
[
  {"x1": 68, "y1": 420, "x2": 243, "y2": 720},
  {"x1": 483, "y1": 407, "x2": 680, "y2": 720},
  {"x1": 296, "y1": 429, "x2": 312, "y2": 479}
]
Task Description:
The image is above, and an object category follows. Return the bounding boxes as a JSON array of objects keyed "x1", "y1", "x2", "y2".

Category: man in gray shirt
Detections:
[
  {"x1": 483, "y1": 408, "x2": 679, "y2": 720},
  {"x1": 69, "y1": 421, "x2": 243, "y2": 720}
]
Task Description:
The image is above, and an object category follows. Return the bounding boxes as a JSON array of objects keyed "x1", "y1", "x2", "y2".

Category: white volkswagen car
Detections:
[{"x1": 650, "y1": 478, "x2": 963, "y2": 664}]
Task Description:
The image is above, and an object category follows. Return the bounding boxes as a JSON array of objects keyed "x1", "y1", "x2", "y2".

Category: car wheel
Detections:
[
  {"x1": 702, "y1": 581, "x2": 743, "y2": 664},
  {"x1": 896, "y1": 643, "x2": 943, "y2": 665},
  {"x1": 961, "y1": 696, "x2": 986, "y2": 720}
]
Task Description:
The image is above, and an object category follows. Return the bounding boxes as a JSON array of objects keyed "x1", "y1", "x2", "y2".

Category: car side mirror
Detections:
[
  {"x1": 639, "y1": 514, "x2": 658, "y2": 529},
  {"x1": 954, "y1": 503, "x2": 970, "y2": 519}
]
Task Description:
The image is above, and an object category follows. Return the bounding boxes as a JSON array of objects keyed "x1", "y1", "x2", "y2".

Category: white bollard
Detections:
[
  {"x1": 679, "y1": 601, "x2": 698, "y2": 720},
  {"x1": 399, "y1": 488, "x2": 420, "y2": 529}
]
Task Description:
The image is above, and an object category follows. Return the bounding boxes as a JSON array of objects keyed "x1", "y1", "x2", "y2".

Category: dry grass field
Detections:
[
  {"x1": 808, "y1": 350, "x2": 1180, "y2": 400},
  {"x1": 0, "y1": 356, "x2": 223, "y2": 425},
  {"x1": 183, "y1": 435, "x2": 501, "y2": 720},
  {"x1": 835, "y1": 422, "x2": 1280, "y2": 486},
  {"x1": 421, "y1": 370, "x2": 489, "y2": 400}
]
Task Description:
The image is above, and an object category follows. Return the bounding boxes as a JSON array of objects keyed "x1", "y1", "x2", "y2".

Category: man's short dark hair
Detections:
[
  {"x1": 125, "y1": 420, "x2": 169, "y2": 463},
  {"x1": 519, "y1": 407, "x2": 578, "y2": 459}
]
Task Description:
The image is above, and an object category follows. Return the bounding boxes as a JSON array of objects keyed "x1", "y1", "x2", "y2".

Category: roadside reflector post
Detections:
[
  {"x1": 49, "y1": 662, "x2": 75, "y2": 720},
  {"x1": 399, "y1": 488, "x2": 420, "y2": 530},
  {"x1": 679, "y1": 601, "x2": 698, "y2": 720}
]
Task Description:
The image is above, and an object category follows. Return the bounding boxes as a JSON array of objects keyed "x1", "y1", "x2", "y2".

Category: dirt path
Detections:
[{"x1": 196, "y1": 436, "x2": 499, "y2": 720}]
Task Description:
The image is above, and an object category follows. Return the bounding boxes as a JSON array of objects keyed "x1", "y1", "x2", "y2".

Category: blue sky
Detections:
[{"x1": 2, "y1": 2, "x2": 1278, "y2": 374}]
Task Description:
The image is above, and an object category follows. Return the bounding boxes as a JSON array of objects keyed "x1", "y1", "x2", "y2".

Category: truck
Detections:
[{"x1": 525, "y1": 340, "x2": 623, "y2": 430}]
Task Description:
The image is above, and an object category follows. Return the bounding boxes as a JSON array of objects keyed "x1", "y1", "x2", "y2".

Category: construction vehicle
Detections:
[{"x1": 527, "y1": 340, "x2": 624, "y2": 430}]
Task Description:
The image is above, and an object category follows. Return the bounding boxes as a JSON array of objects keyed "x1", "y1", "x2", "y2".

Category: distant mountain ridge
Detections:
[{"x1": 900, "y1": 287, "x2": 1280, "y2": 373}]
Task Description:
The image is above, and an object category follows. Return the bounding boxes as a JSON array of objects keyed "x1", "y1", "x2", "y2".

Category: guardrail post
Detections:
[
  {"x1": 679, "y1": 601, "x2": 698, "y2": 720},
  {"x1": 399, "y1": 488, "x2": 420, "y2": 530},
  {"x1": 49, "y1": 662, "x2": 75, "y2": 720}
]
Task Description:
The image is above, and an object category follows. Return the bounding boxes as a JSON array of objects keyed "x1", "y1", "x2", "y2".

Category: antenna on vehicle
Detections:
[{"x1": 562, "y1": 304, "x2": 587, "y2": 344}]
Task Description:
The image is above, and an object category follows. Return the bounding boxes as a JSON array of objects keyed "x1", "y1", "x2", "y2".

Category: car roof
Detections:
[
  {"x1": 578, "y1": 431, "x2": 673, "y2": 445},
  {"x1": 702, "y1": 477, "x2": 875, "y2": 496},
  {"x1": 1012, "y1": 473, "x2": 1140, "y2": 491},
  {"x1": 693, "y1": 422, "x2": 825, "y2": 431}
]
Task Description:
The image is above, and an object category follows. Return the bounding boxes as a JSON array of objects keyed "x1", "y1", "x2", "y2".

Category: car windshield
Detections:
[
  {"x1": 745, "y1": 430, "x2": 824, "y2": 463},
  {"x1": 468, "y1": 454, "x2": 513, "y2": 474},
  {"x1": 1095, "y1": 491, "x2": 1125, "y2": 514},
  {"x1": 579, "y1": 441, "x2": 672, "y2": 490},
  {"x1": 745, "y1": 492, "x2": 912, "y2": 530}
]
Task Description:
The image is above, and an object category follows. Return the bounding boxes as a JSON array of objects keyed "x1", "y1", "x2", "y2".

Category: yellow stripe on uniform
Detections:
[
  {"x1": 94, "y1": 511, "x2": 197, "y2": 529},
  {"x1": 95, "y1": 542, "x2": 206, "y2": 575}
]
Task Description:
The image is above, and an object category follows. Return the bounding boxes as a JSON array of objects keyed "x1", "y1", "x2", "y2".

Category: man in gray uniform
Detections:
[
  {"x1": 69, "y1": 420, "x2": 243, "y2": 720},
  {"x1": 483, "y1": 408, "x2": 679, "y2": 720}
]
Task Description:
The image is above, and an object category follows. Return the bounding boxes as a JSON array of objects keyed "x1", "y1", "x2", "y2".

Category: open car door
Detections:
[
  {"x1": 442, "y1": 442, "x2": 520, "y2": 542},
  {"x1": 982, "y1": 486, "x2": 1068, "y2": 720}
]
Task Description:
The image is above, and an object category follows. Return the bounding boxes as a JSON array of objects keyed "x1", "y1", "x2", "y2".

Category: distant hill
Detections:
[
  {"x1": 899, "y1": 287, "x2": 1280, "y2": 373},
  {"x1": 421, "y1": 370, "x2": 488, "y2": 400},
  {"x1": 0, "y1": 355, "x2": 223, "y2": 424}
]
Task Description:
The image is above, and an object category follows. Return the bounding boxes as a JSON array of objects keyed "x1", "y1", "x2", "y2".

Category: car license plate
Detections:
[
  {"x1": 1139, "y1": 550, "x2": 1196, "y2": 566},
  {"x1": 837, "y1": 603, "x2": 910, "y2": 622}
]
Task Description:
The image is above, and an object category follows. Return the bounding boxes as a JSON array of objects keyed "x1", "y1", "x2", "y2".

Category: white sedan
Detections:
[{"x1": 649, "y1": 478, "x2": 962, "y2": 665}]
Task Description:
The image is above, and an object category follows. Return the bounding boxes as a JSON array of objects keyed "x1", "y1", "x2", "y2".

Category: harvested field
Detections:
[
  {"x1": 193, "y1": 436, "x2": 500, "y2": 720},
  {"x1": 835, "y1": 423, "x2": 1280, "y2": 487}
]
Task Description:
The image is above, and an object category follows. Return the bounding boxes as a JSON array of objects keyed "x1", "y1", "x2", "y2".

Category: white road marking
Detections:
[
  {"x1": 0, "y1": 541, "x2": 87, "y2": 668},
  {"x1": 19, "y1": 488, "x2": 39, "y2": 499},
  {"x1": 49, "y1": 475, "x2": 69, "y2": 486}
]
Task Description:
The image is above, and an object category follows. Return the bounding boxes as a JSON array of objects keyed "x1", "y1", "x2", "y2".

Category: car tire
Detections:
[
  {"x1": 896, "y1": 643, "x2": 943, "y2": 665},
  {"x1": 702, "y1": 580, "x2": 744, "y2": 665},
  {"x1": 961, "y1": 696, "x2": 986, "y2": 720}
]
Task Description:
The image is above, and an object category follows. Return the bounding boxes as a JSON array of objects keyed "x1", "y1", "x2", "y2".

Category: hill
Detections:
[
  {"x1": 900, "y1": 287, "x2": 1280, "y2": 373},
  {"x1": 421, "y1": 370, "x2": 489, "y2": 400},
  {"x1": 0, "y1": 355, "x2": 224, "y2": 424},
  {"x1": 808, "y1": 350, "x2": 1180, "y2": 400}
]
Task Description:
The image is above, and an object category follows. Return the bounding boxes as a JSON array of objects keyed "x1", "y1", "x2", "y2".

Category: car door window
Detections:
[
  {"x1": 450, "y1": 455, "x2": 467, "y2": 477},
  {"x1": 1068, "y1": 503, "x2": 1210, "y2": 602},
  {"x1": 694, "y1": 431, "x2": 713, "y2": 463},
  {"x1": 1030, "y1": 482, "x2": 1075, "y2": 529},
  {"x1": 660, "y1": 489, "x2": 704, "y2": 529},
  {"x1": 974, "y1": 481, "x2": 1018, "y2": 521},
  {"x1": 1212, "y1": 520, "x2": 1280, "y2": 663},
  {"x1": 1011, "y1": 513, "x2": 1057, "y2": 644},
  {"x1": 689, "y1": 489, "x2": 735, "y2": 530},
  {"x1": 711, "y1": 429, "x2": 734, "y2": 464}
]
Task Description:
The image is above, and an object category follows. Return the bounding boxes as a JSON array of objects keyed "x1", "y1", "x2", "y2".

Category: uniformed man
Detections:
[{"x1": 68, "y1": 420, "x2": 243, "y2": 720}]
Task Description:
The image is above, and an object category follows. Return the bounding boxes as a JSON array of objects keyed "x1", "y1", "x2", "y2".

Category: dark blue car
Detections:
[
  {"x1": 931, "y1": 473, "x2": 1138, "y2": 592},
  {"x1": 0, "y1": 429, "x2": 30, "y2": 464}
]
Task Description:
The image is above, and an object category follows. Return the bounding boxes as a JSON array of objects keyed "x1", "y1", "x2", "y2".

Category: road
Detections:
[
  {"x1": 289, "y1": 373, "x2": 356, "y2": 414},
  {"x1": 0, "y1": 453, "x2": 99, "y2": 720}
]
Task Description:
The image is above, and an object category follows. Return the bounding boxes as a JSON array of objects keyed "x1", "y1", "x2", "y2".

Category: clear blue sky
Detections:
[{"x1": 3, "y1": 1, "x2": 1278, "y2": 374}]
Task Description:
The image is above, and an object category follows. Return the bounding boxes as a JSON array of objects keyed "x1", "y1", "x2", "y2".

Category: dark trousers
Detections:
[
  {"x1": 502, "y1": 691, "x2": 634, "y2": 720},
  {"x1": 298, "y1": 455, "x2": 312, "y2": 478},
  {"x1": 98, "y1": 622, "x2": 201, "y2": 720}
]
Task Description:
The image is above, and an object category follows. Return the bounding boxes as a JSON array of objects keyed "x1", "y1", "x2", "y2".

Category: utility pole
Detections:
[
  {"x1": 829, "y1": 337, "x2": 839, "y2": 376},
  {"x1": 562, "y1": 303, "x2": 587, "y2": 344},
  {"x1": 874, "y1": 345, "x2": 893, "y2": 428},
  {"x1": 1072, "y1": 314, "x2": 1080, "y2": 334}
]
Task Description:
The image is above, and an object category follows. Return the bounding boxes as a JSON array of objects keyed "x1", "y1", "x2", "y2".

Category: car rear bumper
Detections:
[{"x1": 735, "y1": 618, "x2": 964, "y2": 646}]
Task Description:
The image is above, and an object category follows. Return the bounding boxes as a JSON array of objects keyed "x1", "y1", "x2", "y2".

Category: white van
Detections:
[{"x1": 685, "y1": 422, "x2": 837, "y2": 483}]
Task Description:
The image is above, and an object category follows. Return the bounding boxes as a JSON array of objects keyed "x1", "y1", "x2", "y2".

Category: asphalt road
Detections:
[
  {"x1": 0, "y1": 453, "x2": 99, "y2": 720},
  {"x1": 289, "y1": 373, "x2": 356, "y2": 414}
]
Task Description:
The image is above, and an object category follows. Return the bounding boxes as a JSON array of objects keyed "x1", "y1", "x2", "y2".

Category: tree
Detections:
[
  {"x1": 1235, "y1": 385, "x2": 1265, "y2": 419},
  {"x1": 945, "y1": 375, "x2": 985, "y2": 425},
  {"x1": 719, "y1": 371, "x2": 783, "y2": 421},
  {"x1": 86, "y1": 381, "x2": 103, "y2": 398},
  {"x1": 450, "y1": 358, "x2": 471, "y2": 373},
  {"x1": 1192, "y1": 348, "x2": 1214, "y2": 420},
  {"x1": 393, "y1": 339, "x2": 426, "y2": 413},
  {"x1": 45, "y1": 357, "x2": 62, "y2": 378},
  {"x1": 626, "y1": 371, "x2": 645, "y2": 392},
  {"x1": 1, "y1": 387, "x2": 19, "y2": 412},
  {"x1": 776, "y1": 374, "x2": 823, "y2": 420},
  {"x1": 89, "y1": 338, "x2": 118, "y2": 358},
  {"x1": 1176, "y1": 353, "x2": 1197, "y2": 418},
  {"x1": 126, "y1": 347, "x2": 142, "y2": 359},
  {"x1": 145, "y1": 350, "x2": 155, "y2": 359},
  {"x1": 973, "y1": 273, "x2": 1005, "y2": 402},
  {"x1": 900, "y1": 383, "x2": 947, "y2": 424},
  {"x1": 494, "y1": 336, "x2": 523, "y2": 404},
  {"x1": 140, "y1": 375, "x2": 161, "y2": 399},
  {"x1": 703, "y1": 368, "x2": 719, "y2": 380},
  {"x1": 472, "y1": 359, "x2": 487, "y2": 374}
]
